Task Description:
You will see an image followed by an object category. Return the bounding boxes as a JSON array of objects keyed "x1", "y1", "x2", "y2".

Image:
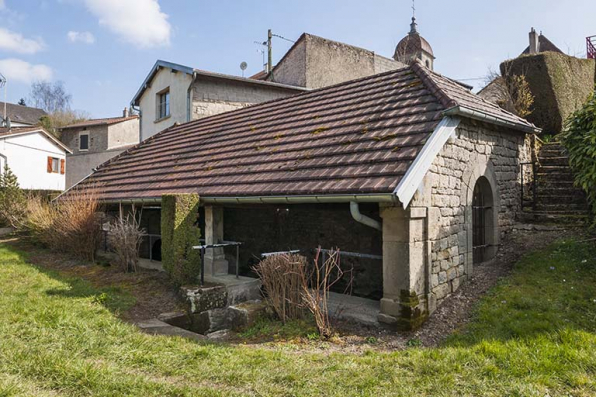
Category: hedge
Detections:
[{"x1": 161, "y1": 194, "x2": 201, "y2": 285}]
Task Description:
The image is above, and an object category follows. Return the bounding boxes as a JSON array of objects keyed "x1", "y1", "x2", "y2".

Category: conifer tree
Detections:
[{"x1": 0, "y1": 165, "x2": 27, "y2": 229}]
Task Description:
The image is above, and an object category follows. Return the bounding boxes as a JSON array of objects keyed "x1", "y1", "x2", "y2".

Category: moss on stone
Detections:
[
  {"x1": 395, "y1": 290, "x2": 429, "y2": 331},
  {"x1": 501, "y1": 53, "x2": 596, "y2": 134},
  {"x1": 161, "y1": 194, "x2": 201, "y2": 286}
]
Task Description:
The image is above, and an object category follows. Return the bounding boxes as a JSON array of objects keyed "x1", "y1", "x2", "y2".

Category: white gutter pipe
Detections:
[
  {"x1": 350, "y1": 201, "x2": 382, "y2": 231},
  {"x1": 97, "y1": 193, "x2": 397, "y2": 206}
]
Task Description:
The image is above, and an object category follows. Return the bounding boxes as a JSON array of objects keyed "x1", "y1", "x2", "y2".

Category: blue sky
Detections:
[{"x1": 1, "y1": 0, "x2": 595, "y2": 118}]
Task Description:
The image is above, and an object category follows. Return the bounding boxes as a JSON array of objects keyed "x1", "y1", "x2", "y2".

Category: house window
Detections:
[
  {"x1": 47, "y1": 157, "x2": 65, "y2": 174},
  {"x1": 157, "y1": 89, "x2": 170, "y2": 120},
  {"x1": 79, "y1": 133, "x2": 89, "y2": 151}
]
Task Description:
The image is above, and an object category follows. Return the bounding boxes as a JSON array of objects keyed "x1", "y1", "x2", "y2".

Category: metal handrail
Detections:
[
  {"x1": 193, "y1": 240, "x2": 243, "y2": 286},
  {"x1": 520, "y1": 161, "x2": 537, "y2": 211},
  {"x1": 587, "y1": 36, "x2": 596, "y2": 59}
]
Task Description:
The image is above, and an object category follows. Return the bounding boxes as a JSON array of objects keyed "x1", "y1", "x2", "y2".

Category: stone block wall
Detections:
[
  {"x1": 61, "y1": 125, "x2": 109, "y2": 155},
  {"x1": 270, "y1": 34, "x2": 404, "y2": 89},
  {"x1": 412, "y1": 119, "x2": 530, "y2": 307},
  {"x1": 191, "y1": 77, "x2": 300, "y2": 120}
]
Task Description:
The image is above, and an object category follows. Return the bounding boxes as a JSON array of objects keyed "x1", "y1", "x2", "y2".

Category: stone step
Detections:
[
  {"x1": 536, "y1": 165, "x2": 572, "y2": 173},
  {"x1": 536, "y1": 172, "x2": 575, "y2": 182},
  {"x1": 536, "y1": 195, "x2": 588, "y2": 208},
  {"x1": 520, "y1": 211, "x2": 589, "y2": 225},
  {"x1": 538, "y1": 157, "x2": 571, "y2": 167},
  {"x1": 534, "y1": 203, "x2": 589, "y2": 212}
]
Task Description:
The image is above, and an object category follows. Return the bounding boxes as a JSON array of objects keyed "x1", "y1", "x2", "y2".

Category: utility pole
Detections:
[
  {"x1": 267, "y1": 29, "x2": 273, "y2": 73},
  {"x1": 0, "y1": 73, "x2": 6, "y2": 128}
]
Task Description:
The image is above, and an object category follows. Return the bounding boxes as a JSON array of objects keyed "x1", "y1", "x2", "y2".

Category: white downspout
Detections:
[{"x1": 350, "y1": 201, "x2": 381, "y2": 231}]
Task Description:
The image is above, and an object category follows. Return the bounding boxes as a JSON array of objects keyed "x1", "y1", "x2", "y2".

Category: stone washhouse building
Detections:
[{"x1": 65, "y1": 61, "x2": 538, "y2": 329}]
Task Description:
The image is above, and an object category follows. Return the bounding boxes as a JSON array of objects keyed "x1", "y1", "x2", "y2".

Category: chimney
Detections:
[
  {"x1": 529, "y1": 28, "x2": 539, "y2": 55},
  {"x1": 123, "y1": 107, "x2": 129, "y2": 118}
]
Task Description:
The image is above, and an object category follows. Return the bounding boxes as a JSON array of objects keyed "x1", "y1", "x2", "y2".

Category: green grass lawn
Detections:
[{"x1": 0, "y1": 238, "x2": 595, "y2": 396}]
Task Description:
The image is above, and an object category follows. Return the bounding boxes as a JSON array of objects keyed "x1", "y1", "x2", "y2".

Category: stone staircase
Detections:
[{"x1": 522, "y1": 142, "x2": 590, "y2": 224}]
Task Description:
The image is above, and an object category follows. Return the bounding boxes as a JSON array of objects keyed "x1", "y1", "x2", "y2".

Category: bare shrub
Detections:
[
  {"x1": 485, "y1": 66, "x2": 535, "y2": 118},
  {"x1": 253, "y1": 253, "x2": 306, "y2": 323},
  {"x1": 107, "y1": 212, "x2": 145, "y2": 273},
  {"x1": 25, "y1": 195, "x2": 58, "y2": 246},
  {"x1": 254, "y1": 248, "x2": 353, "y2": 339},
  {"x1": 25, "y1": 187, "x2": 102, "y2": 261},
  {"x1": 299, "y1": 248, "x2": 352, "y2": 339}
]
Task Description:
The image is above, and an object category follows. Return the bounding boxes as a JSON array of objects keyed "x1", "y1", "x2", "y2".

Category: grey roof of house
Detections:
[
  {"x1": 0, "y1": 102, "x2": 47, "y2": 125},
  {"x1": 131, "y1": 60, "x2": 307, "y2": 106},
  {"x1": 521, "y1": 34, "x2": 563, "y2": 55}
]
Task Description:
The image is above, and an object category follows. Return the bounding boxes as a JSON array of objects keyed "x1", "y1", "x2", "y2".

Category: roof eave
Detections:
[
  {"x1": 95, "y1": 193, "x2": 397, "y2": 206},
  {"x1": 443, "y1": 105, "x2": 541, "y2": 134},
  {"x1": 131, "y1": 60, "x2": 194, "y2": 106},
  {"x1": 192, "y1": 69, "x2": 309, "y2": 92}
]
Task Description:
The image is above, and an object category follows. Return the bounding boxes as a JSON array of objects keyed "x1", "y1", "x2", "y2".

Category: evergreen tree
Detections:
[{"x1": 0, "y1": 165, "x2": 27, "y2": 229}]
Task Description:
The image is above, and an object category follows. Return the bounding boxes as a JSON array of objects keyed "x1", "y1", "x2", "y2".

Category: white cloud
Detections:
[
  {"x1": 83, "y1": 0, "x2": 170, "y2": 49},
  {"x1": 0, "y1": 28, "x2": 45, "y2": 54},
  {"x1": 67, "y1": 30, "x2": 95, "y2": 44},
  {"x1": 0, "y1": 58, "x2": 53, "y2": 83}
]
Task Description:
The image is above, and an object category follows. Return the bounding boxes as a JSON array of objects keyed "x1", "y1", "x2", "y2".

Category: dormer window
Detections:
[{"x1": 157, "y1": 88, "x2": 170, "y2": 120}]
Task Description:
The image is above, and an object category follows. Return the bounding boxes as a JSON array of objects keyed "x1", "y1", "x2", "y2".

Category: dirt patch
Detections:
[{"x1": 4, "y1": 236, "x2": 185, "y2": 322}]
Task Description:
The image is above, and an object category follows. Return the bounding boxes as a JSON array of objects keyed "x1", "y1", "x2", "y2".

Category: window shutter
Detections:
[
  {"x1": 60, "y1": 159, "x2": 65, "y2": 174},
  {"x1": 47, "y1": 156, "x2": 53, "y2": 173}
]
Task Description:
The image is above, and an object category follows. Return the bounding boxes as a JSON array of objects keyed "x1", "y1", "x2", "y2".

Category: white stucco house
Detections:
[{"x1": 0, "y1": 126, "x2": 71, "y2": 191}]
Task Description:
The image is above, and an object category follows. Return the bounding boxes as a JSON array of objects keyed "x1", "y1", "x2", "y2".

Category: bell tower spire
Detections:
[
  {"x1": 393, "y1": 0, "x2": 436, "y2": 70},
  {"x1": 409, "y1": 0, "x2": 418, "y2": 34}
]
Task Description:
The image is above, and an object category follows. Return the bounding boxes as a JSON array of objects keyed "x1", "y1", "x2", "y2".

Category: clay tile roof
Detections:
[
  {"x1": 66, "y1": 63, "x2": 535, "y2": 203},
  {"x1": 60, "y1": 115, "x2": 139, "y2": 130},
  {"x1": 0, "y1": 101, "x2": 47, "y2": 125}
]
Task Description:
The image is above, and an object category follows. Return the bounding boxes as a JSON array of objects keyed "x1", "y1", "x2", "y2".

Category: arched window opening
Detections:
[{"x1": 472, "y1": 177, "x2": 495, "y2": 264}]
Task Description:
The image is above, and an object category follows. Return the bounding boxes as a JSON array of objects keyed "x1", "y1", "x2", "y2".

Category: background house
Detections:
[
  {"x1": 0, "y1": 126, "x2": 70, "y2": 191},
  {"x1": 262, "y1": 33, "x2": 405, "y2": 89},
  {"x1": 60, "y1": 109, "x2": 139, "y2": 189},
  {"x1": 132, "y1": 61, "x2": 306, "y2": 140},
  {"x1": 132, "y1": 19, "x2": 431, "y2": 141},
  {"x1": 0, "y1": 101, "x2": 47, "y2": 128}
]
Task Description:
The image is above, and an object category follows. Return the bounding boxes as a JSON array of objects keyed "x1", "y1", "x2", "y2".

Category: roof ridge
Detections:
[{"x1": 410, "y1": 62, "x2": 457, "y2": 110}]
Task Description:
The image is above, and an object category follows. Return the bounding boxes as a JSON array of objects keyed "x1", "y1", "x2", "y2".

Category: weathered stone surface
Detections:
[
  {"x1": 189, "y1": 302, "x2": 266, "y2": 335},
  {"x1": 182, "y1": 285, "x2": 228, "y2": 314},
  {"x1": 157, "y1": 311, "x2": 191, "y2": 329}
]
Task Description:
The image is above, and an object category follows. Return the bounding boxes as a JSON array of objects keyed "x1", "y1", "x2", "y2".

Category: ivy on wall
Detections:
[
  {"x1": 161, "y1": 194, "x2": 201, "y2": 285},
  {"x1": 559, "y1": 90, "x2": 596, "y2": 221}
]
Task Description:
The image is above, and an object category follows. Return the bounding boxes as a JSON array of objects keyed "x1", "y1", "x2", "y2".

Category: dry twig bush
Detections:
[
  {"x1": 254, "y1": 248, "x2": 352, "y2": 339},
  {"x1": 253, "y1": 253, "x2": 306, "y2": 323},
  {"x1": 107, "y1": 212, "x2": 145, "y2": 273},
  {"x1": 25, "y1": 187, "x2": 102, "y2": 261},
  {"x1": 299, "y1": 248, "x2": 352, "y2": 339}
]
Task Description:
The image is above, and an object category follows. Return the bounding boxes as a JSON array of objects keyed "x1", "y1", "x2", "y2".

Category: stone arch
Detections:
[{"x1": 459, "y1": 156, "x2": 500, "y2": 275}]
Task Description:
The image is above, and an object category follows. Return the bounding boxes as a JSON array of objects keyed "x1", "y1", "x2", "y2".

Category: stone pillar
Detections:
[
  {"x1": 378, "y1": 204, "x2": 429, "y2": 330},
  {"x1": 204, "y1": 206, "x2": 228, "y2": 276}
]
